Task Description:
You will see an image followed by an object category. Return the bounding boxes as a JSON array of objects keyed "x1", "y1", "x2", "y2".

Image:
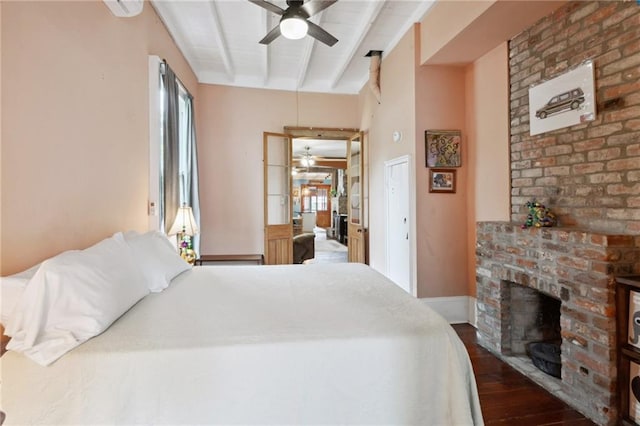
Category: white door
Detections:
[{"x1": 385, "y1": 156, "x2": 411, "y2": 293}]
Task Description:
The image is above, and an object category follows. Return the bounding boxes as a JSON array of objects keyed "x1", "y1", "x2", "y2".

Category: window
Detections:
[{"x1": 157, "y1": 60, "x2": 200, "y2": 248}]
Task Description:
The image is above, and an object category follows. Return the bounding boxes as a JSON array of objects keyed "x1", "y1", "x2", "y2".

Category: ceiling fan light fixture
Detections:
[{"x1": 280, "y1": 16, "x2": 308, "y2": 40}]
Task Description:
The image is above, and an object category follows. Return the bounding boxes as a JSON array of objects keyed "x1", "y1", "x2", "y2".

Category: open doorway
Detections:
[{"x1": 287, "y1": 127, "x2": 358, "y2": 264}]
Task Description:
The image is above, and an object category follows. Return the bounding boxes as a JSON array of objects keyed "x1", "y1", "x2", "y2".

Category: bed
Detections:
[{"x1": 0, "y1": 233, "x2": 483, "y2": 425}]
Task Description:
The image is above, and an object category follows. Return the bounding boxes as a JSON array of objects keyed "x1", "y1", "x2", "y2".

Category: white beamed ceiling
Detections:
[{"x1": 151, "y1": 0, "x2": 436, "y2": 94}]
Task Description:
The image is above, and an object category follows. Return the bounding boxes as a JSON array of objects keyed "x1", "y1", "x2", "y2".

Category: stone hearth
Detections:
[{"x1": 476, "y1": 222, "x2": 640, "y2": 426}]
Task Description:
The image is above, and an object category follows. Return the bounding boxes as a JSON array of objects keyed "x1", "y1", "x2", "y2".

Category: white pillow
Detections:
[
  {"x1": 124, "y1": 230, "x2": 191, "y2": 292},
  {"x1": 5, "y1": 233, "x2": 149, "y2": 366},
  {"x1": 0, "y1": 264, "x2": 40, "y2": 325}
]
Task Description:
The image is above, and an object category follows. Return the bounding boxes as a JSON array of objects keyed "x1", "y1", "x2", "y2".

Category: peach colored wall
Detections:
[
  {"x1": 466, "y1": 42, "x2": 510, "y2": 221},
  {"x1": 196, "y1": 85, "x2": 358, "y2": 255},
  {"x1": 1, "y1": 1, "x2": 196, "y2": 275},
  {"x1": 358, "y1": 27, "x2": 417, "y2": 290},
  {"x1": 415, "y1": 65, "x2": 468, "y2": 298},
  {"x1": 0, "y1": 2, "x2": 3, "y2": 273},
  {"x1": 420, "y1": 0, "x2": 494, "y2": 64},
  {"x1": 464, "y1": 42, "x2": 510, "y2": 296}
]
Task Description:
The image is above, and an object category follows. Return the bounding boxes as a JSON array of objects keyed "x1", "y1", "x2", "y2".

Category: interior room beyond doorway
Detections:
[{"x1": 290, "y1": 132, "x2": 352, "y2": 264}]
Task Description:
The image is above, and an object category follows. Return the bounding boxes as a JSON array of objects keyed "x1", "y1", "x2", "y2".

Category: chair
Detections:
[
  {"x1": 293, "y1": 233, "x2": 315, "y2": 264},
  {"x1": 301, "y1": 212, "x2": 316, "y2": 233}
]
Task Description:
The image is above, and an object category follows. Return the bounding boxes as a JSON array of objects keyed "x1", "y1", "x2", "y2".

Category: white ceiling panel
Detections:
[{"x1": 151, "y1": 0, "x2": 436, "y2": 94}]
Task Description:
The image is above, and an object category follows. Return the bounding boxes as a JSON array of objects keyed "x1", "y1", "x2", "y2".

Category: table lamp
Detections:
[{"x1": 168, "y1": 204, "x2": 199, "y2": 265}]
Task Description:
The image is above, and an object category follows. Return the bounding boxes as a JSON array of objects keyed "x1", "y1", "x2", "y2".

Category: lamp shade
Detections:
[
  {"x1": 168, "y1": 205, "x2": 199, "y2": 236},
  {"x1": 280, "y1": 16, "x2": 308, "y2": 40}
]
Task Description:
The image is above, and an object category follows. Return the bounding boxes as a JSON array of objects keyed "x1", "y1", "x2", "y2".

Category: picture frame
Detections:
[
  {"x1": 429, "y1": 169, "x2": 456, "y2": 193},
  {"x1": 629, "y1": 291, "x2": 640, "y2": 350},
  {"x1": 529, "y1": 60, "x2": 596, "y2": 136},
  {"x1": 425, "y1": 130, "x2": 461, "y2": 168},
  {"x1": 629, "y1": 359, "x2": 640, "y2": 424}
]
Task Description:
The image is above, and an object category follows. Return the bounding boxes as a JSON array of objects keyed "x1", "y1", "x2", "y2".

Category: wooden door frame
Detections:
[
  {"x1": 347, "y1": 131, "x2": 366, "y2": 264},
  {"x1": 300, "y1": 183, "x2": 332, "y2": 228},
  {"x1": 263, "y1": 132, "x2": 293, "y2": 265}
]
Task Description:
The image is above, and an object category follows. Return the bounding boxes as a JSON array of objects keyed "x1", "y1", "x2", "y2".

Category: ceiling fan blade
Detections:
[
  {"x1": 301, "y1": 0, "x2": 337, "y2": 17},
  {"x1": 307, "y1": 20, "x2": 338, "y2": 46},
  {"x1": 248, "y1": 0, "x2": 285, "y2": 15},
  {"x1": 259, "y1": 25, "x2": 282, "y2": 45}
]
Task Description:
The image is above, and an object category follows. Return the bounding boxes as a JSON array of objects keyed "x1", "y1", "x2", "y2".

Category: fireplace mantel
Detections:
[{"x1": 476, "y1": 221, "x2": 640, "y2": 426}]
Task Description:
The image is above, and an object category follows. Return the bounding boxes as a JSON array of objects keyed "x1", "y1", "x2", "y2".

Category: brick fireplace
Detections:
[{"x1": 476, "y1": 222, "x2": 640, "y2": 426}]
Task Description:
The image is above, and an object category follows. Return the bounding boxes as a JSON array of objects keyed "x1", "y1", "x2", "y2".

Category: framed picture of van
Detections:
[{"x1": 528, "y1": 60, "x2": 596, "y2": 136}]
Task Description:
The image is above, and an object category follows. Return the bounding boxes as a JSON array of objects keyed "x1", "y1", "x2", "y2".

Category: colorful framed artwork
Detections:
[
  {"x1": 529, "y1": 60, "x2": 596, "y2": 136},
  {"x1": 425, "y1": 130, "x2": 461, "y2": 168},
  {"x1": 429, "y1": 169, "x2": 456, "y2": 193}
]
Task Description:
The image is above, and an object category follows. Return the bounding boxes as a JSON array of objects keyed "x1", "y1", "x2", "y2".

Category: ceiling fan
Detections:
[{"x1": 248, "y1": 0, "x2": 339, "y2": 46}]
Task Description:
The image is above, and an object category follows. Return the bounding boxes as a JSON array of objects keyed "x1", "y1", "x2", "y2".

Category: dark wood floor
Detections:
[{"x1": 452, "y1": 324, "x2": 597, "y2": 425}]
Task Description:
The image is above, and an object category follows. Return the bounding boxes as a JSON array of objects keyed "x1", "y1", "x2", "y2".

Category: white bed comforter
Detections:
[{"x1": 1, "y1": 263, "x2": 483, "y2": 425}]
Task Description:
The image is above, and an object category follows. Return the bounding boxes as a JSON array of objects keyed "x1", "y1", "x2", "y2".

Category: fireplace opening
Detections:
[{"x1": 507, "y1": 282, "x2": 561, "y2": 377}]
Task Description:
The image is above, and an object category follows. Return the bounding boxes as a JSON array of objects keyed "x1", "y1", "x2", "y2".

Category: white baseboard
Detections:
[{"x1": 420, "y1": 296, "x2": 477, "y2": 325}]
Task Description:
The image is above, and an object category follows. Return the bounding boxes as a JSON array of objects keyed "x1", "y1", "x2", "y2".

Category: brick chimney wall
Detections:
[
  {"x1": 476, "y1": 222, "x2": 640, "y2": 425},
  {"x1": 509, "y1": 1, "x2": 640, "y2": 233},
  {"x1": 476, "y1": 2, "x2": 640, "y2": 424}
]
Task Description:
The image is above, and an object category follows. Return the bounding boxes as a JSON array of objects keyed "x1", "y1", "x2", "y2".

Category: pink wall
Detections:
[
  {"x1": 415, "y1": 65, "x2": 468, "y2": 298},
  {"x1": 464, "y1": 42, "x2": 511, "y2": 296},
  {"x1": 1, "y1": 1, "x2": 196, "y2": 275},
  {"x1": 420, "y1": 0, "x2": 494, "y2": 64},
  {"x1": 195, "y1": 85, "x2": 358, "y2": 255},
  {"x1": 359, "y1": 27, "x2": 417, "y2": 290},
  {"x1": 361, "y1": 23, "x2": 510, "y2": 300}
]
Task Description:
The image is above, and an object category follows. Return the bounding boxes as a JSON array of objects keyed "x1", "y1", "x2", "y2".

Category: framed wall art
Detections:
[
  {"x1": 529, "y1": 60, "x2": 596, "y2": 136},
  {"x1": 429, "y1": 169, "x2": 456, "y2": 193},
  {"x1": 425, "y1": 130, "x2": 461, "y2": 168},
  {"x1": 629, "y1": 360, "x2": 640, "y2": 424}
]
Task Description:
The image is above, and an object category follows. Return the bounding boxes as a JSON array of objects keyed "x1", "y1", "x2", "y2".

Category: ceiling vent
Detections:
[{"x1": 103, "y1": 0, "x2": 143, "y2": 17}]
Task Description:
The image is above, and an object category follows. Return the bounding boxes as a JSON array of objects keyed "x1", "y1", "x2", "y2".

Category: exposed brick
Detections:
[
  {"x1": 623, "y1": 39, "x2": 640, "y2": 57},
  {"x1": 609, "y1": 131, "x2": 640, "y2": 146},
  {"x1": 587, "y1": 123, "x2": 624, "y2": 138},
  {"x1": 604, "y1": 80, "x2": 640, "y2": 99},
  {"x1": 481, "y1": 222, "x2": 633, "y2": 426},
  {"x1": 601, "y1": 54, "x2": 640, "y2": 77},
  {"x1": 557, "y1": 153, "x2": 586, "y2": 165},
  {"x1": 546, "y1": 166, "x2": 571, "y2": 176},
  {"x1": 627, "y1": 144, "x2": 640, "y2": 156},
  {"x1": 625, "y1": 119, "x2": 640, "y2": 131},
  {"x1": 588, "y1": 173, "x2": 622, "y2": 184},
  {"x1": 545, "y1": 145, "x2": 573, "y2": 156},
  {"x1": 603, "y1": 3, "x2": 638, "y2": 28},
  {"x1": 572, "y1": 163, "x2": 604, "y2": 174},
  {"x1": 584, "y1": 2, "x2": 617, "y2": 26},
  {"x1": 597, "y1": 49, "x2": 623, "y2": 68},
  {"x1": 573, "y1": 138, "x2": 605, "y2": 152},
  {"x1": 607, "y1": 209, "x2": 640, "y2": 221},
  {"x1": 569, "y1": 2, "x2": 600, "y2": 23},
  {"x1": 606, "y1": 105, "x2": 640, "y2": 122},
  {"x1": 606, "y1": 157, "x2": 640, "y2": 171},
  {"x1": 501, "y1": 9, "x2": 640, "y2": 421},
  {"x1": 605, "y1": 235, "x2": 635, "y2": 247},
  {"x1": 533, "y1": 157, "x2": 557, "y2": 167},
  {"x1": 586, "y1": 147, "x2": 621, "y2": 162}
]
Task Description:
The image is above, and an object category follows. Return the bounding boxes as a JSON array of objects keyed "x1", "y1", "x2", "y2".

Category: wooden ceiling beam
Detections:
[
  {"x1": 293, "y1": 159, "x2": 347, "y2": 169},
  {"x1": 284, "y1": 126, "x2": 359, "y2": 139}
]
